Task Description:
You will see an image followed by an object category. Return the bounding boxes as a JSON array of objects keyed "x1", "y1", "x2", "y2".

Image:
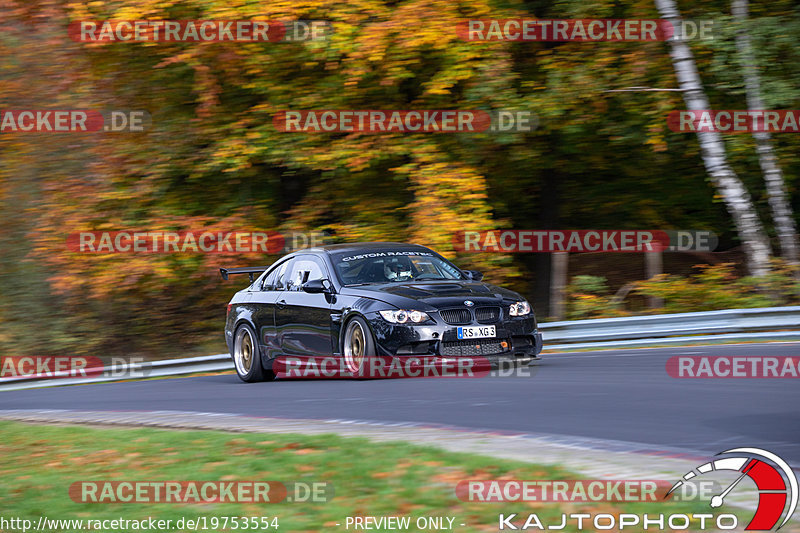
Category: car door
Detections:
[
  {"x1": 249, "y1": 258, "x2": 293, "y2": 359},
  {"x1": 274, "y1": 255, "x2": 335, "y2": 356}
]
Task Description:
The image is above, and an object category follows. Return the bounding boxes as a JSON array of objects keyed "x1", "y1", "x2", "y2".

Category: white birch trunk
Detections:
[
  {"x1": 732, "y1": 0, "x2": 799, "y2": 265},
  {"x1": 655, "y1": 0, "x2": 772, "y2": 276}
]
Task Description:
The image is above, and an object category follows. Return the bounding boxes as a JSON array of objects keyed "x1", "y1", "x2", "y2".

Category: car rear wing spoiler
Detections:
[{"x1": 219, "y1": 266, "x2": 268, "y2": 282}]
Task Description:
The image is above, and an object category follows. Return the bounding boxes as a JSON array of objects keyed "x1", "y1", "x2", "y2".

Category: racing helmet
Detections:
[{"x1": 384, "y1": 258, "x2": 412, "y2": 281}]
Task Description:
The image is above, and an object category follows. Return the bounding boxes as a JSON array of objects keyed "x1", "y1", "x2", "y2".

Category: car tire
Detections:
[
  {"x1": 342, "y1": 315, "x2": 376, "y2": 378},
  {"x1": 233, "y1": 323, "x2": 275, "y2": 383}
]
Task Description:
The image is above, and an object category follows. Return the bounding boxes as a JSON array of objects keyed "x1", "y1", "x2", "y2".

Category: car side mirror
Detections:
[
  {"x1": 463, "y1": 270, "x2": 484, "y2": 281},
  {"x1": 303, "y1": 279, "x2": 332, "y2": 294}
]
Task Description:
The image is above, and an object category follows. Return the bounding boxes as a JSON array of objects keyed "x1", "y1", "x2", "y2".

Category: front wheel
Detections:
[
  {"x1": 342, "y1": 316, "x2": 376, "y2": 377},
  {"x1": 233, "y1": 323, "x2": 274, "y2": 382}
]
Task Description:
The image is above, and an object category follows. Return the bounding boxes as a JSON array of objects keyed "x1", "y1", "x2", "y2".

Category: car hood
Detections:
[{"x1": 340, "y1": 280, "x2": 522, "y2": 310}]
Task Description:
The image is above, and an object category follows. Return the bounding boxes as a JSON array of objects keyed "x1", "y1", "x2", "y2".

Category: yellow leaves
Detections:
[
  {"x1": 154, "y1": 51, "x2": 195, "y2": 69},
  {"x1": 388, "y1": 146, "x2": 506, "y2": 262}
]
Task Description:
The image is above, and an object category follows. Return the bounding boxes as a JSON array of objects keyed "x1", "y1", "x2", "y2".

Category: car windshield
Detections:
[{"x1": 331, "y1": 250, "x2": 464, "y2": 285}]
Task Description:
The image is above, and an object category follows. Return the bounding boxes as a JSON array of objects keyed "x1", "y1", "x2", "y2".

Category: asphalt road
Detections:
[{"x1": 2, "y1": 343, "x2": 799, "y2": 462}]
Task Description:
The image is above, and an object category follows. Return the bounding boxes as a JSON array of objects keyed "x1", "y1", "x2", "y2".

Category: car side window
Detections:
[
  {"x1": 286, "y1": 256, "x2": 327, "y2": 291},
  {"x1": 261, "y1": 260, "x2": 290, "y2": 291},
  {"x1": 273, "y1": 261, "x2": 291, "y2": 291},
  {"x1": 260, "y1": 268, "x2": 277, "y2": 291}
]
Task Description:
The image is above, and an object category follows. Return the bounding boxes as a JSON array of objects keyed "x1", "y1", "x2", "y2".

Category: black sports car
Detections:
[{"x1": 221, "y1": 242, "x2": 542, "y2": 382}]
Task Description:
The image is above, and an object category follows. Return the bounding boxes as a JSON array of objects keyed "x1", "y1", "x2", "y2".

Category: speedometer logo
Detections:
[{"x1": 667, "y1": 448, "x2": 798, "y2": 530}]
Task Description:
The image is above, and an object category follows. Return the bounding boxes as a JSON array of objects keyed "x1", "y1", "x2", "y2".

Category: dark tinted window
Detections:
[{"x1": 331, "y1": 249, "x2": 462, "y2": 285}]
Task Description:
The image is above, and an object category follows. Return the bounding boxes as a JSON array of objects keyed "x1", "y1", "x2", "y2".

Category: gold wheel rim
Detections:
[
  {"x1": 344, "y1": 322, "x2": 366, "y2": 373},
  {"x1": 235, "y1": 328, "x2": 254, "y2": 375}
]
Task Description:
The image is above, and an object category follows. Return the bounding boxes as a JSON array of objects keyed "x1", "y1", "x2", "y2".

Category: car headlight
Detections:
[
  {"x1": 379, "y1": 309, "x2": 432, "y2": 324},
  {"x1": 509, "y1": 301, "x2": 531, "y2": 317}
]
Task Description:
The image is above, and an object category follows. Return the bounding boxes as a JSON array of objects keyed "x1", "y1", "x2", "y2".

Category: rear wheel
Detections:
[
  {"x1": 343, "y1": 316, "x2": 376, "y2": 377},
  {"x1": 233, "y1": 323, "x2": 274, "y2": 382}
]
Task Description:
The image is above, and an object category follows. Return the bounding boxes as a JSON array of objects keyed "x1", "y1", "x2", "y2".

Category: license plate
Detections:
[{"x1": 457, "y1": 325, "x2": 496, "y2": 339}]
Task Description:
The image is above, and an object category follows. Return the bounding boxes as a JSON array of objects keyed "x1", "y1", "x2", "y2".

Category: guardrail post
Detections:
[
  {"x1": 645, "y1": 251, "x2": 664, "y2": 309},
  {"x1": 550, "y1": 252, "x2": 568, "y2": 320}
]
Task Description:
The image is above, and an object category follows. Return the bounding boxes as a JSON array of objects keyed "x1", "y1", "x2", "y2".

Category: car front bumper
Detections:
[{"x1": 366, "y1": 312, "x2": 542, "y2": 362}]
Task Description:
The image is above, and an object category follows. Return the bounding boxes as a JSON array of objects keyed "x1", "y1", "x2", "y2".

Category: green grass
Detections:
[{"x1": 0, "y1": 421, "x2": 743, "y2": 532}]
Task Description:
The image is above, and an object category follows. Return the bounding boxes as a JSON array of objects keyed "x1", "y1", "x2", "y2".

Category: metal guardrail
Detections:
[
  {"x1": 0, "y1": 354, "x2": 234, "y2": 392},
  {"x1": 541, "y1": 305, "x2": 800, "y2": 350},
  {"x1": 2, "y1": 306, "x2": 799, "y2": 390}
]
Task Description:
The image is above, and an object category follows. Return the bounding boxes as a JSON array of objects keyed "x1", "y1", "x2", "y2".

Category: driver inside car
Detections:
[{"x1": 383, "y1": 258, "x2": 413, "y2": 281}]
